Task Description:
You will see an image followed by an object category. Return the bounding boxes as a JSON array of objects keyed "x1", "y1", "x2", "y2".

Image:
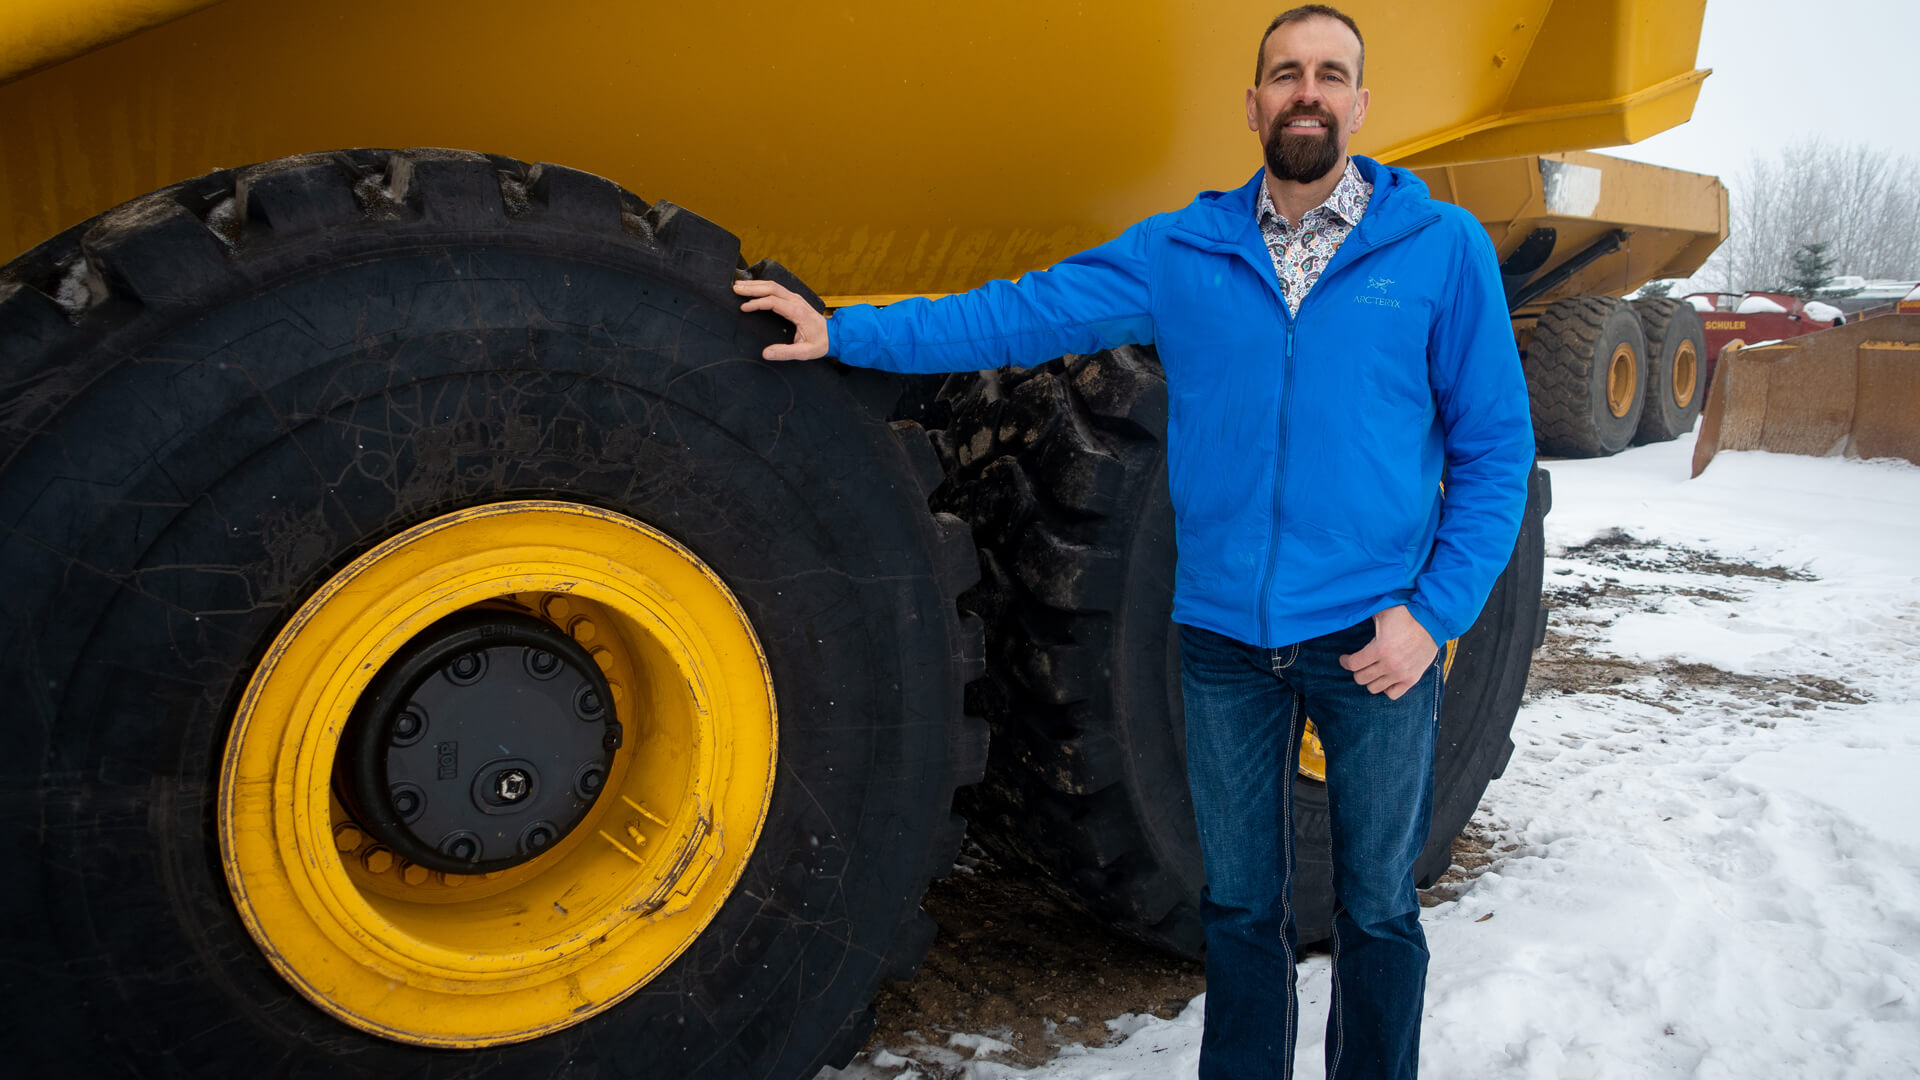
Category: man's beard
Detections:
[{"x1": 1264, "y1": 109, "x2": 1342, "y2": 183}]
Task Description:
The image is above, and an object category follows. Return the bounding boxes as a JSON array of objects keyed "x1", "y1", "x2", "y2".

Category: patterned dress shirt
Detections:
[{"x1": 1255, "y1": 157, "x2": 1373, "y2": 317}]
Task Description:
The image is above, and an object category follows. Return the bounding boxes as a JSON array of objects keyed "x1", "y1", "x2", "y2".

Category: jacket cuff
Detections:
[{"x1": 1406, "y1": 602, "x2": 1450, "y2": 648}]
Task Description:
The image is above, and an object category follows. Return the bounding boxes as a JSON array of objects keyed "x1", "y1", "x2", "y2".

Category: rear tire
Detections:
[
  {"x1": 1526, "y1": 296, "x2": 1647, "y2": 457},
  {"x1": 933, "y1": 349, "x2": 1548, "y2": 954},
  {"x1": 1630, "y1": 297, "x2": 1707, "y2": 443},
  {"x1": 0, "y1": 149, "x2": 983, "y2": 1078}
]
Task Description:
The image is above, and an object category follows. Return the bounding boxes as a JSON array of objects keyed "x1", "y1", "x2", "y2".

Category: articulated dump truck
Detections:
[{"x1": 0, "y1": 2, "x2": 1717, "y2": 1075}]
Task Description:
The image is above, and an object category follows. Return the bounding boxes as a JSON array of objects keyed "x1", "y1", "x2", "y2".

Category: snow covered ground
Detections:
[{"x1": 828, "y1": 433, "x2": 1920, "y2": 1079}]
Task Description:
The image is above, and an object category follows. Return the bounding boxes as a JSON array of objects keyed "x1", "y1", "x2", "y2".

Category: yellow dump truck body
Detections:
[
  {"x1": 3, "y1": 0, "x2": 1707, "y2": 300},
  {"x1": 1417, "y1": 150, "x2": 1728, "y2": 322}
]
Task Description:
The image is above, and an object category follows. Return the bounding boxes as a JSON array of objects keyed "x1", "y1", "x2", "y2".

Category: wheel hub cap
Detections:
[{"x1": 335, "y1": 610, "x2": 622, "y2": 874}]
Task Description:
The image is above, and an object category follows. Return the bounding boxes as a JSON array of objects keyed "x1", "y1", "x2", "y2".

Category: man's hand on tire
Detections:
[
  {"x1": 1339, "y1": 605, "x2": 1438, "y2": 700},
  {"x1": 734, "y1": 279, "x2": 830, "y2": 361}
]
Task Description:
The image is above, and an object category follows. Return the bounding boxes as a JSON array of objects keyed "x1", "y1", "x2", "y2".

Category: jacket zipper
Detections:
[
  {"x1": 1250, "y1": 209, "x2": 1440, "y2": 647},
  {"x1": 1256, "y1": 315, "x2": 1297, "y2": 646}
]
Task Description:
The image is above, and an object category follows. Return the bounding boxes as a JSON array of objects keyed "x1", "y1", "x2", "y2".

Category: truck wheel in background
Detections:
[
  {"x1": 930, "y1": 348, "x2": 1549, "y2": 954},
  {"x1": 1526, "y1": 296, "x2": 1648, "y2": 457},
  {"x1": 1630, "y1": 297, "x2": 1708, "y2": 443},
  {"x1": 0, "y1": 149, "x2": 984, "y2": 1079}
]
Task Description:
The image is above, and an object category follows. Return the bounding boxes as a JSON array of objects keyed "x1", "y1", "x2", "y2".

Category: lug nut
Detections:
[
  {"x1": 363, "y1": 847, "x2": 394, "y2": 874},
  {"x1": 442, "y1": 834, "x2": 481, "y2": 862},
  {"x1": 334, "y1": 825, "x2": 364, "y2": 852},
  {"x1": 402, "y1": 863, "x2": 429, "y2": 886}
]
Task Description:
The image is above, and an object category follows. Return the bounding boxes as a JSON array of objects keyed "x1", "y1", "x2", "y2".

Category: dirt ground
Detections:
[
  {"x1": 849, "y1": 532, "x2": 1848, "y2": 1074},
  {"x1": 863, "y1": 850, "x2": 1206, "y2": 1071}
]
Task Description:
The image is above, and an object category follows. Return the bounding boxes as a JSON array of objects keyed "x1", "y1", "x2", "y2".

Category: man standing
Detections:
[{"x1": 734, "y1": 7, "x2": 1532, "y2": 1077}]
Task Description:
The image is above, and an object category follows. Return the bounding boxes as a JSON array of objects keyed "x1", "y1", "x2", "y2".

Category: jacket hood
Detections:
[{"x1": 1172, "y1": 155, "x2": 1438, "y2": 245}]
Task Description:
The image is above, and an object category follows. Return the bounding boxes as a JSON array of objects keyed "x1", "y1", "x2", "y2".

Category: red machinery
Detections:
[{"x1": 1687, "y1": 291, "x2": 1847, "y2": 385}]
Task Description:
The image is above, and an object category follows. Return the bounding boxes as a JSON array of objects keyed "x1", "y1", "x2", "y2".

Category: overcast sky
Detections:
[{"x1": 1598, "y1": 0, "x2": 1920, "y2": 179}]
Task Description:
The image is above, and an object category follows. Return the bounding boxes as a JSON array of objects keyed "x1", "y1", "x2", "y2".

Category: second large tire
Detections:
[
  {"x1": 0, "y1": 149, "x2": 984, "y2": 1078},
  {"x1": 1630, "y1": 297, "x2": 1708, "y2": 444},
  {"x1": 931, "y1": 348, "x2": 1548, "y2": 955},
  {"x1": 1526, "y1": 296, "x2": 1648, "y2": 457}
]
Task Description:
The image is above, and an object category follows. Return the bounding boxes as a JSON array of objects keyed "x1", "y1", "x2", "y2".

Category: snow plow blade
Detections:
[{"x1": 1693, "y1": 315, "x2": 1920, "y2": 475}]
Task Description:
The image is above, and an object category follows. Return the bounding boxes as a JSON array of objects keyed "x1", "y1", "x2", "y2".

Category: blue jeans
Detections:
[{"x1": 1180, "y1": 620, "x2": 1442, "y2": 1080}]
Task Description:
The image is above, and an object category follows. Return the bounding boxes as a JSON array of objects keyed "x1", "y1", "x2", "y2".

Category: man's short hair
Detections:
[{"x1": 1254, "y1": 5, "x2": 1366, "y2": 87}]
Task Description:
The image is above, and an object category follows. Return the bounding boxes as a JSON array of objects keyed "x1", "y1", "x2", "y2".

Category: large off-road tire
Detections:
[
  {"x1": 931, "y1": 348, "x2": 1548, "y2": 955},
  {"x1": 0, "y1": 149, "x2": 984, "y2": 1078},
  {"x1": 1630, "y1": 297, "x2": 1707, "y2": 444},
  {"x1": 1526, "y1": 296, "x2": 1648, "y2": 457}
]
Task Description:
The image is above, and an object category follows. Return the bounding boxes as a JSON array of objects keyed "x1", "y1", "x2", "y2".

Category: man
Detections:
[{"x1": 734, "y1": 7, "x2": 1531, "y2": 1077}]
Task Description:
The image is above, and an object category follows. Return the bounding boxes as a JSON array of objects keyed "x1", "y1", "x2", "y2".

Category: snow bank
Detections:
[
  {"x1": 1687, "y1": 295, "x2": 1716, "y2": 312},
  {"x1": 1735, "y1": 294, "x2": 1789, "y2": 314}
]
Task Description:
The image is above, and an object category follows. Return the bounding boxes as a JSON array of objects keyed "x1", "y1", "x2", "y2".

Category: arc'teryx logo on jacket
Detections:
[{"x1": 829, "y1": 157, "x2": 1534, "y2": 649}]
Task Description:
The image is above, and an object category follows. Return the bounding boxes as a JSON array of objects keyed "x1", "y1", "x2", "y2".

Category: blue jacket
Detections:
[{"x1": 829, "y1": 156, "x2": 1534, "y2": 649}]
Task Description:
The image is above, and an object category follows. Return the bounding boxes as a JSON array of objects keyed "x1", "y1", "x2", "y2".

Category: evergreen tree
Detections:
[
  {"x1": 1783, "y1": 241, "x2": 1862, "y2": 300},
  {"x1": 1633, "y1": 279, "x2": 1674, "y2": 299}
]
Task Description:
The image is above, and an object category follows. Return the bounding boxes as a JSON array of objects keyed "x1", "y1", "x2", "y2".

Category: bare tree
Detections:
[{"x1": 1698, "y1": 139, "x2": 1920, "y2": 292}]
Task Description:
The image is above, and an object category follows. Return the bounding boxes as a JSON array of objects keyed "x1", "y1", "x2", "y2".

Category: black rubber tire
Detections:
[
  {"x1": 0, "y1": 149, "x2": 985, "y2": 1079},
  {"x1": 1629, "y1": 297, "x2": 1707, "y2": 444},
  {"x1": 1525, "y1": 296, "x2": 1648, "y2": 457},
  {"x1": 931, "y1": 348, "x2": 1549, "y2": 956}
]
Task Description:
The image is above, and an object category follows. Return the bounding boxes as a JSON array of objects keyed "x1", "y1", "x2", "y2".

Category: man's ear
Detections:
[
  {"x1": 1246, "y1": 86, "x2": 1261, "y2": 133},
  {"x1": 1351, "y1": 86, "x2": 1370, "y2": 133}
]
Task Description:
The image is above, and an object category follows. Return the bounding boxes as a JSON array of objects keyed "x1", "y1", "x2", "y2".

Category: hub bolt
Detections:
[
  {"x1": 494, "y1": 768, "x2": 531, "y2": 802},
  {"x1": 525, "y1": 648, "x2": 561, "y2": 679},
  {"x1": 574, "y1": 683, "x2": 605, "y2": 720},
  {"x1": 392, "y1": 706, "x2": 425, "y2": 743},
  {"x1": 578, "y1": 766, "x2": 606, "y2": 797},
  {"x1": 393, "y1": 787, "x2": 423, "y2": 818},
  {"x1": 446, "y1": 652, "x2": 485, "y2": 685}
]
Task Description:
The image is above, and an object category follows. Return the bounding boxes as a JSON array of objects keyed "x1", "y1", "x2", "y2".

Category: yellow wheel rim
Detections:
[
  {"x1": 1298, "y1": 639, "x2": 1456, "y2": 782},
  {"x1": 1606, "y1": 341, "x2": 1639, "y2": 418},
  {"x1": 1672, "y1": 338, "x2": 1699, "y2": 409},
  {"x1": 218, "y1": 501, "x2": 777, "y2": 1048}
]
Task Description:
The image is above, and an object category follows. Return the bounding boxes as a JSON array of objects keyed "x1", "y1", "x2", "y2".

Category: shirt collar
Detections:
[{"x1": 1257, "y1": 157, "x2": 1368, "y2": 229}]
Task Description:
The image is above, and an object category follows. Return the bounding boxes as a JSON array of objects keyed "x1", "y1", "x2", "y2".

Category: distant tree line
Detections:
[{"x1": 1697, "y1": 139, "x2": 1920, "y2": 293}]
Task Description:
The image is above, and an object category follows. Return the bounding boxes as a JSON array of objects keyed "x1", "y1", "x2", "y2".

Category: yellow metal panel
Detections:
[
  {"x1": 1384, "y1": 0, "x2": 1708, "y2": 165},
  {"x1": 1, "y1": 0, "x2": 1710, "y2": 297},
  {"x1": 0, "y1": 0, "x2": 224, "y2": 85}
]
